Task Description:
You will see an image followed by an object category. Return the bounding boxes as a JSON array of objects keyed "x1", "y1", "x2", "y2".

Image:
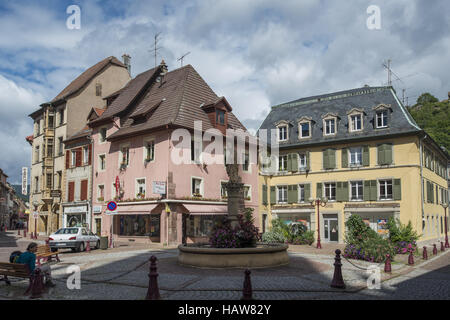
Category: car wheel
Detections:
[
  {"x1": 78, "y1": 242, "x2": 85, "y2": 252},
  {"x1": 95, "y1": 240, "x2": 100, "y2": 250}
]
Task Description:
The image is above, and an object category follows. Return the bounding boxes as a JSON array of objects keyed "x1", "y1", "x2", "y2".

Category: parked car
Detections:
[{"x1": 49, "y1": 227, "x2": 100, "y2": 252}]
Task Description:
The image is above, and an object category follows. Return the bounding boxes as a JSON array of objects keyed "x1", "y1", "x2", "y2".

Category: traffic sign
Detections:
[
  {"x1": 33, "y1": 212, "x2": 39, "y2": 218},
  {"x1": 106, "y1": 201, "x2": 118, "y2": 215}
]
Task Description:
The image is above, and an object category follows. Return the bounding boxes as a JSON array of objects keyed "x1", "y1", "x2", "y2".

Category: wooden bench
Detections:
[
  {"x1": 0, "y1": 262, "x2": 46, "y2": 297},
  {"x1": 36, "y1": 245, "x2": 60, "y2": 266}
]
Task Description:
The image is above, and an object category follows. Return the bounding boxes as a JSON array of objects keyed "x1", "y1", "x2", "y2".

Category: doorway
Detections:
[
  {"x1": 95, "y1": 218, "x2": 101, "y2": 236},
  {"x1": 323, "y1": 215, "x2": 339, "y2": 242}
]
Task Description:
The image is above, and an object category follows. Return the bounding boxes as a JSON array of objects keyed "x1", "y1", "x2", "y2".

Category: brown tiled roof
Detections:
[
  {"x1": 64, "y1": 126, "x2": 91, "y2": 143},
  {"x1": 106, "y1": 64, "x2": 247, "y2": 141},
  {"x1": 51, "y1": 56, "x2": 126, "y2": 103},
  {"x1": 94, "y1": 108, "x2": 106, "y2": 117}
]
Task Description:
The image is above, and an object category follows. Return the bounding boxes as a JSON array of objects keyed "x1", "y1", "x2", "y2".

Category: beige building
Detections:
[{"x1": 28, "y1": 56, "x2": 131, "y2": 235}]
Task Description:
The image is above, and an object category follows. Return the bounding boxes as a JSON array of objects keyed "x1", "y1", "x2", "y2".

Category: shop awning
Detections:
[
  {"x1": 182, "y1": 204, "x2": 228, "y2": 215},
  {"x1": 116, "y1": 203, "x2": 159, "y2": 215}
]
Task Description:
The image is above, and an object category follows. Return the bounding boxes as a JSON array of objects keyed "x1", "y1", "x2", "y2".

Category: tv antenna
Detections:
[
  {"x1": 177, "y1": 52, "x2": 191, "y2": 67},
  {"x1": 148, "y1": 32, "x2": 163, "y2": 67}
]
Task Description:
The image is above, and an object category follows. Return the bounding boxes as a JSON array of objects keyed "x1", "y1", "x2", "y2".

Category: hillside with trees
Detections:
[{"x1": 408, "y1": 92, "x2": 450, "y2": 153}]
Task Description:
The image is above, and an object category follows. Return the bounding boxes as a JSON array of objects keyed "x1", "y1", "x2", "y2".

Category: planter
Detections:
[{"x1": 178, "y1": 243, "x2": 289, "y2": 268}]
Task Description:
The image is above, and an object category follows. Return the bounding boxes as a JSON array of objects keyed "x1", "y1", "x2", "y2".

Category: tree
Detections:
[{"x1": 416, "y1": 93, "x2": 438, "y2": 105}]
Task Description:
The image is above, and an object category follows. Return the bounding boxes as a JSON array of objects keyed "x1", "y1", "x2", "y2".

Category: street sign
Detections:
[
  {"x1": 152, "y1": 181, "x2": 166, "y2": 195},
  {"x1": 50, "y1": 190, "x2": 61, "y2": 197},
  {"x1": 33, "y1": 212, "x2": 39, "y2": 219},
  {"x1": 105, "y1": 201, "x2": 118, "y2": 215},
  {"x1": 22, "y1": 167, "x2": 28, "y2": 195}
]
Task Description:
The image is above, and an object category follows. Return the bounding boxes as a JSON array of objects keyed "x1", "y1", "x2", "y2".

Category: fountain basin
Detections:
[{"x1": 177, "y1": 243, "x2": 289, "y2": 268}]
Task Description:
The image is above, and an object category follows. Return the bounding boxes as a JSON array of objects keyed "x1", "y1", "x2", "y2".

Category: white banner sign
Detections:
[
  {"x1": 22, "y1": 167, "x2": 28, "y2": 195},
  {"x1": 63, "y1": 205, "x2": 87, "y2": 214},
  {"x1": 152, "y1": 181, "x2": 166, "y2": 195}
]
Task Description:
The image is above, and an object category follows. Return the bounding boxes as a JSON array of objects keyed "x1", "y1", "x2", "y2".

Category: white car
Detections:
[{"x1": 49, "y1": 227, "x2": 100, "y2": 252}]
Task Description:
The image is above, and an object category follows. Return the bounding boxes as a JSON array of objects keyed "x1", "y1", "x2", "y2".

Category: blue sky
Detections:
[{"x1": 0, "y1": 0, "x2": 449, "y2": 184}]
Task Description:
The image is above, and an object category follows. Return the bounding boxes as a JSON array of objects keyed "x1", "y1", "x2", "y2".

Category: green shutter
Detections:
[
  {"x1": 262, "y1": 185, "x2": 268, "y2": 205},
  {"x1": 336, "y1": 182, "x2": 343, "y2": 201},
  {"x1": 431, "y1": 183, "x2": 435, "y2": 203},
  {"x1": 291, "y1": 153, "x2": 299, "y2": 172},
  {"x1": 316, "y1": 183, "x2": 322, "y2": 199},
  {"x1": 306, "y1": 151, "x2": 310, "y2": 171},
  {"x1": 342, "y1": 182, "x2": 349, "y2": 201},
  {"x1": 341, "y1": 148, "x2": 348, "y2": 168},
  {"x1": 329, "y1": 149, "x2": 336, "y2": 169},
  {"x1": 370, "y1": 180, "x2": 377, "y2": 201},
  {"x1": 426, "y1": 181, "x2": 431, "y2": 203},
  {"x1": 323, "y1": 150, "x2": 329, "y2": 169},
  {"x1": 304, "y1": 184, "x2": 311, "y2": 201},
  {"x1": 393, "y1": 179, "x2": 401, "y2": 200},
  {"x1": 270, "y1": 186, "x2": 276, "y2": 205},
  {"x1": 378, "y1": 144, "x2": 385, "y2": 165},
  {"x1": 363, "y1": 145, "x2": 370, "y2": 166},
  {"x1": 385, "y1": 144, "x2": 393, "y2": 164},
  {"x1": 287, "y1": 154, "x2": 292, "y2": 172},
  {"x1": 364, "y1": 181, "x2": 371, "y2": 201},
  {"x1": 288, "y1": 184, "x2": 297, "y2": 203}
]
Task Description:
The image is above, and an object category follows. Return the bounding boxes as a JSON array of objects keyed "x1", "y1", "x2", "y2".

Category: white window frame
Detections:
[
  {"x1": 276, "y1": 122, "x2": 289, "y2": 142},
  {"x1": 350, "y1": 180, "x2": 364, "y2": 201},
  {"x1": 278, "y1": 155, "x2": 288, "y2": 172},
  {"x1": 277, "y1": 185, "x2": 288, "y2": 204},
  {"x1": 190, "y1": 138, "x2": 202, "y2": 164},
  {"x1": 298, "y1": 153, "x2": 307, "y2": 170},
  {"x1": 376, "y1": 110, "x2": 388, "y2": 128},
  {"x1": 98, "y1": 154, "x2": 106, "y2": 172},
  {"x1": 83, "y1": 146, "x2": 89, "y2": 165},
  {"x1": 349, "y1": 147, "x2": 363, "y2": 166},
  {"x1": 298, "y1": 121, "x2": 311, "y2": 139},
  {"x1": 135, "y1": 178, "x2": 146, "y2": 198},
  {"x1": 71, "y1": 150, "x2": 76, "y2": 167},
  {"x1": 323, "y1": 118, "x2": 337, "y2": 136},
  {"x1": 324, "y1": 182, "x2": 337, "y2": 201},
  {"x1": 350, "y1": 114, "x2": 362, "y2": 132},
  {"x1": 118, "y1": 143, "x2": 130, "y2": 169},
  {"x1": 97, "y1": 184, "x2": 105, "y2": 200},
  {"x1": 378, "y1": 179, "x2": 393, "y2": 200},
  {"x1": 143, "y1": 138, "x2": 156, "y2": 163},
  {"x1": 220, "y1": 180, "x2": 229, "y2": 199},
  {"x1": 298, "y1": 184, "x2": 306, "y2": 203},
  {"x1": 99, "y1": 126, "x2": 108, "y2": 144},
  {"x1": 243, "y1": 184, "x2": 252, "y2": 201},
  {"x1": 191, "y1": 177, "x2": 204, "y2": 197}
]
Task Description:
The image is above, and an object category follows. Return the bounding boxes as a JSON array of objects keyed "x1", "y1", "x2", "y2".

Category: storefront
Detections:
[
  {"x1": 181, "y1": 204, "x2": 228, "y2": 243},
  {"x1": 63, "y1": 204, "x2": 89, "y2": 229},
  {"x1": 272, "y1": 209, "x2": 314, "y2": 230}
]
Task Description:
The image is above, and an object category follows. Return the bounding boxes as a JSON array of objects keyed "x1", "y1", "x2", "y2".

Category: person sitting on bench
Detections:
[{"x1": 16, "y1": 242, "x2": 55, "y2": 287}]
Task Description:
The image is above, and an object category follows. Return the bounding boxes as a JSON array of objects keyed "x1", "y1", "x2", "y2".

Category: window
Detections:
[
  {"x1": 99, "y1": 154, "x2": 106, "y2": 171},
  {"x1": 299, "y1": 122, "x2": 310, "y2": 138},
  {"x1": 216, "y1": 109, "x2": 225, "y2": 125},
  {"x1": 45, "y1": 139, "x2": 53, "y2": 158},
  {"x1": 379, "y1": 180, "x2": 393, "y2": 200},
  {"x1": 298, "y1": 184, "x2": 306, "y2": 202},
  {"x1": 59, "y1": 109, "x2": 64, "y2": 125},
  {"x1": 99, "y1": 128, "x2": 107, "y2": 143},
  {"x1": 350, "y1": 114, "x2": 362, "y2": 131},
  {"x1": 119, "y1": 215, "x2": 160, "y2": 237},
  {"x1": 97, "y1": 185, "x2": 105, "y2": 200},
  {"x1": 324, "y1": 183, "x2": 336, "y2": 200},
  {"x1": 191, "y1": 140, "x2": 201, "y2": 163},
  {"x1": 191, "y1": 178, "x2": 203, "y2": 197},
  {"x1": 71, "y1": 150, "x2": 76, "y2": 167},
  {"x1": 35, "y1": 146, "x2": 40, "y2": 163},
  {"x1": 120, "y1": 146, "x2": 129, "y2": 167},
  {"x1": 36, "y1": 120, "x2": 40, "y2": 136},
  {"x1": 278, "y1": 155, "x2": 288, "y2": 171},
  {"x1": 46, "y1": 173, "x2": 52, "y2": 189},
  {"x1": 83, "y1": 146, "x2": 89, "y2": 165},
  {"x1": 299, "y1": 153, "x2": 307, "y2": 169},
  {"x1": 96, "y1": 83, "x2": 102, "y2": 96},
  {"x1": 376, "y1": 110, "x2": 388, "y2": 128},
  {"x1": 324, "y1": 119, "x2": 336, "y2": 135},
  {"x1": 277, "y1": 186, "x2": 288, "y2": 203},
  {"x1": 34, "y1": 177, "x2": 39, "y2": 193},
  {"x1": 136, "y1": 178, "x2": 146, "y2": 198},
  {"x1": 243, "y1": 185, "x2": 251, "y2": 201},
  {"x1": 145, "y1": 141, "x2": 155, "y2": 162},
  {"x1": 57, "y1": 171, "x2": 62, "y2": 189},
  {"x1": 186, "y1": 215, "x2": 220, "y2": 237},
  {"x1": 48, "y1": 115, "x2": 54, "y2": 129},
  {"x1": 278, "y1": 125, "x2": 288, "y2": 141},
  {"x1": 58, "y1": 137, "x2": 63, "y2": 156},
  {"x1": 243, "y1": 153, "x2": 249, "y2": 172},
  {"x1": 221, "y1": 182, "x2": 228, "y2": 199},
  {"x1": 350, "y1": 181, "x2": 363, "y2": 200},
  {"x1": 349, "y1": 147, "x2": 363, "y2": 166}
]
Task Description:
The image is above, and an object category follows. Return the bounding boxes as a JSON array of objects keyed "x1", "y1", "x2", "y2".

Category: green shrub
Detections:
[
  {"x1": 386, "y1": 217, "x2": 421, "y2": 243},
  {"x1": 261, "y1": 231, "x2": 286, "y2": 243},
  {"x1": 291, "y1": 230, "x2": 315, "y2": 245}
]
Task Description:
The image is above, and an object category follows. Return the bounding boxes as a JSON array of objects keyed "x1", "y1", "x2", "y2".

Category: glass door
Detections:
[{"x1": 323, "y1": 217, "x2": 339, "y2": 242}]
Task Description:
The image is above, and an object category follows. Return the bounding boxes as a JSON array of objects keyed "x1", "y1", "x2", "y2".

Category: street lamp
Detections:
[
  {"x1": 442, "y1": 202, "x2": 449, "y2": 248},
  {"x1": 310, "y1": 197, "x2": 328, "y2": 249}
]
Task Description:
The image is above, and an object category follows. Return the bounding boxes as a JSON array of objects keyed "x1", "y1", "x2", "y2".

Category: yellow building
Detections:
[{"x1": 258, "y1": 86, "x2": 449, "y2": 245}]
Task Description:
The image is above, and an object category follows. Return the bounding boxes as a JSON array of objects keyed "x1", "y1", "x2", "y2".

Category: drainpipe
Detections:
[
  {"x1": 89, "y1": 135, "x2": 94, "y2": 233},
  {"x1": 419, "y1": 135, "x2": 425, "y2": 231}
]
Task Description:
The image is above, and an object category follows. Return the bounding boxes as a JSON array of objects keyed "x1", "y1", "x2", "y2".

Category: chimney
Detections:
[{"x1": 122, "y1": 54, "x2": 131, "y2": 75}]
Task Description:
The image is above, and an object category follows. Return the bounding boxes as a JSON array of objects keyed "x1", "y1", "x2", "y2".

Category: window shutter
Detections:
[
  {"x1": 378, "y1": 144, "x2": 385, "y2": 165},
  {"x1": 336, "y1": 182, "x2": 343, "y2": 201},
  {"x1": 80, "y1": 180, "x2": 88, "y2": 201},
  {"x1": 363, "y1": 145, "x2": 370, "y2": 166},
  {"x1": 68, "y1": 181, "x2": 75, "y2": 202},
  {"x1": 385, "y1": 144, "x2": 393, "y2": 164},
  {"x1": 342, "y1": 182, "x2": 349, "y2": 201},
  {"x1": 364, "y1": 181, "x2": 371, "y2": 201},
  {"x1": 431, "y1": 183, "x2": 434, "y2": 203},
  {"x1": 288, "y1": 185, "x2": 297, "y2": 203},
  {"x1": 370, "y1": 180, "x2": 377, "y2": 201},
  {"x1": 75, "y1": 147, "x2": 82, "y2": 167},
  {"x1": 65, "y1": 150, "x2": 70, "y2": 169},
  {"x1": 329, "y1": 149, "x2": 336, "y2": 169},
  {"x1": 341, "y1": 148, "x2": 348, "y2": 168},
  {"x1": 426, "y1": 181, "x2": 430, "y2": 203},
  {"x1": 287, "y1": 154, "x2": 292, "y2": 172},
  {"x1": 393, "y1": 179, "x2": 401, "y2": 200},
  {"x1": 304, "y1": 184, "x2": 311, "y2": 201},
  {"x1": 316, "y1": 183, "x2": 322, "y2": 199},
  {"x1": 88, "y1": 144, "x2": 92, "y2": 165},
  {"x1": 306, "y1": 151, "x2": 310, "y2": 171},
  {"x1": 291, "y1": 153, "x2": 299, "y2": 172},
  {"x1": 262, "y1": 185, "x2": 268, "y2": 205},
  {"x1": 323, "y1": 150, "x2": 329, "y2": 169},
  {"x1": 270, "y1": 186, "x2": 276, "y2": 205}
]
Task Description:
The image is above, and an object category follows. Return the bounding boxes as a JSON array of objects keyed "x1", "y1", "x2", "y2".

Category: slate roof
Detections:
[
  {"x1": 258, "y1": 86, "x2": 422, "y2": 148},
  {"x1": 97, "y1": 64, "x2": 246, "y2": 141}
]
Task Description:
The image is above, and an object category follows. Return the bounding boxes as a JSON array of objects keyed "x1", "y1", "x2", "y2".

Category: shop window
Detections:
[
  {"x1": 119, "y1": 215, "x2": 160, "y2": 237},
  {"x1": 186, "y1": 215, "x2": 222, "y2": 237}
]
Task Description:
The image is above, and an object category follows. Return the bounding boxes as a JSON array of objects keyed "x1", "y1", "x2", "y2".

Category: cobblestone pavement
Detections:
[{"x1": 1, "y1": 231, "x2": 449, "y2": 300}]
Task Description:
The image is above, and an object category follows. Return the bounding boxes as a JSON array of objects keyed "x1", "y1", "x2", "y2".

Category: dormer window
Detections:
[
  {"x1": 216, "y1": 109, "x2": 225, "y2": 125},
  {"x1": 350, "y1": 114, "x2": 362, "y2": 131},
  {"x1": 376, "y1": 110, "x2": 388, "y2": 128},
  {"x1": 297, "y1": 117, "x2": 312, "y2": 139},
  {"x1": 275, "y1": 121, "x2": 289, "y2": 142},
  {"x1": 324, "y1": 118, "x2": 336, "y2": 135}
]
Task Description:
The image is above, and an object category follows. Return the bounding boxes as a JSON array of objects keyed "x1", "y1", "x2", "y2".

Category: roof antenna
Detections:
[
  {"x1": 177, "y1": 52, "x2": 191, "y2": 67},
  {"x1": 148, "y1": 32, "x2": 163, "y2": 68}
]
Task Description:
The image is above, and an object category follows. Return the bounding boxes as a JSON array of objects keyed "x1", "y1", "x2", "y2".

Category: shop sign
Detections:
[
  {"x1": 152, "y1": 181, "x2": 166, "y2": 195},
  {"x1": 51, "y1": 190, "x2": 61, "y2": 197},
  {"x1": 64, "y1": 205, "x2": 87, "y2": 214}
]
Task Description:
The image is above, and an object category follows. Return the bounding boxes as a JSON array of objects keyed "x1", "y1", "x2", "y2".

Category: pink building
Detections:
[{"x1": 88, "y1": 62, "x2": 259, "y2": 245}]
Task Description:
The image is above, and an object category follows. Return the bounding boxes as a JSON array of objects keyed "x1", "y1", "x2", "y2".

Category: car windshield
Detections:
[{"x1": 55, "y1": 228, "x2": 78, "y2": 234}]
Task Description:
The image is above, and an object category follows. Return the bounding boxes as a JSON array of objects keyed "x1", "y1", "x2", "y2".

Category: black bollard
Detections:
[
  {"x1": 241, "y1": 269, "x2": 253, "y2": 300},
  {"x1": 145, "y1": 256, "x2": 161, "y2": 300},
  {"x1": 433, "y1": 244, "x2": 438, "y2": 255},
  {"x1": 408, "y1": 250, "x2": 414, "y2": 265},
  {"x1": 423, "y1": 246, "x2": 428, "y2": 260},
  {"x1": 330, "y1": 249, "x2": 346, "y2": 289},
  {"x1": 384, "y1": 254, "x2": 392, "y2": 273},
  {"x1": 441, "y1": 241, "x2": 445, "y2": 252},
  {"x1": 29, "y1": 268, "x2": 45, "y2": 299}
]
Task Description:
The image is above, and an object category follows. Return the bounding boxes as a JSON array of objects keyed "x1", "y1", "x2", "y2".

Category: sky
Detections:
[{"x1": 0, "y1": 0, "x2": 449, "y2": 184}]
